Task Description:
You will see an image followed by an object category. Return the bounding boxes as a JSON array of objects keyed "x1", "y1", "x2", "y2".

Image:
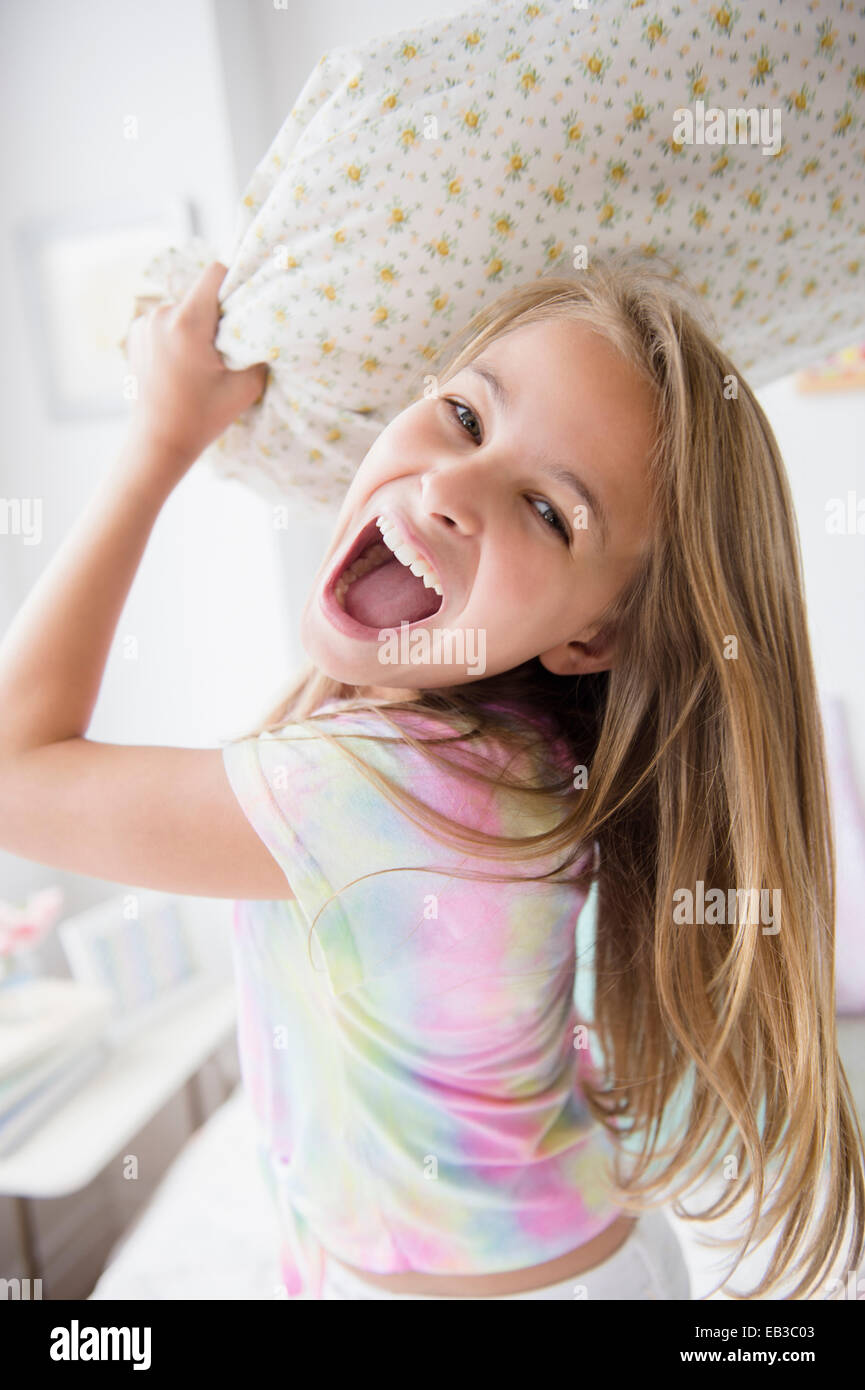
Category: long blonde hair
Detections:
[{"x1": 236, "y1": 253, "x2": 865, "y2": 1299}]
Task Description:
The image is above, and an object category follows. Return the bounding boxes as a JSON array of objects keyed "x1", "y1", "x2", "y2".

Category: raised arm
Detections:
[{"x1": 0, "y1": 264, "x2": 289, "y2": 900}]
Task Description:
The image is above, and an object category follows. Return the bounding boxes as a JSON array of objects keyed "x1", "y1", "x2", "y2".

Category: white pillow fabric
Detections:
[{"x1": 138, "y1": 0, "x2": 865, "y2": 516}]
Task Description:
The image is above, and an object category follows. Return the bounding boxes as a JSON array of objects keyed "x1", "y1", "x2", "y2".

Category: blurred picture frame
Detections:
[
  {"x1": 795, "y1": 341, "x2": 865, "y2": 395},
  {"x1": 14, "y1": 196, "x2": 196, "y2": 421}
]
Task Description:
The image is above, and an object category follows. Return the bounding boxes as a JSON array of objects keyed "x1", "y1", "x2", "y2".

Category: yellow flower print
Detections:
[
  {"x1": 802, "y1": 279, "x2": 817, "y2": 298},
  {"x1": 399, "y1": 125, "x2": 419, "y2": 150},
  {"x1": 274, "y1": 308, "x2": 287, "y2": 323},
  {"x1": 293, "y1": 184, "x2": 306, "y2": 201},
  {"x1": 377, "y1": 264, "x2": 398, "y2": 285},
  {"x1": 361, "y1": 357, "x2": 380, "y2": 374},
  {"x1": 604, "y1": 157, "x2": 629, "y2": 184},
  {"x1": 829, "y1": 191, "x2": 844, "y2": 216},
  {"x1": 445, "y1": 172, "x2": 464, "y2": 198},
  {"x1": 462, "y1": 29, "x2": 483, "y2": 51},
  {"x1": 504, "y1": 143, "x2": 529, "y2": 180},
  {"x1": 750, "y1": 44, "x2": 774, "y2": 86},
  {"x1": 710, "y1": 154, "x2": 730, "y2": 177},
  {"x1": 778, "y1": 220, "x2": 795, "y2": 243},
  {"x1": 268, "y1": 347, "x2": 280, "y2": 361},
  {"x1": 584, "y1": 51, "x2": 610, "y2": 82},
  {"x1": 326, "y1": 428, "x2": 342, "y2": 442},
  {"x1": 709, "y1": 6, "x2": 739, "y2": 38},
  {"x1": 503, "y1": 49, "x2": 521, "y2": 64},
  {"x1": 388, "y1": 203, "x2": 409, "y2": 229},
  {"x1": 652, "y1": 182, "x2": 672, "y2": 209},
  {"x1": 833, "y1": 104, "x2": 855, "y2": 138},
  {"x1": 597, "y1": 196, "x2": 618, "y2": 226},
  {"x1": 642, "y1": 17, "x2": 667, "y2": 49},
  {"x1": 381, "y1": 92, "x2": 398, "y2": 112},
  {"x1": 491, "y1": 212, "x2": 515, "y2": 238},
  {"x1": 347, "y1": 76, "x2": 360, "y2": 92},
  {"x1": 463, "y1": 104, "x2": 484, "y2": 132},
  {"x1": 730, "y1": 287, "x2": 747, "y2": 309},
  {"x1": 815, "y1": 19, "x2": 837, "y2": 58},
  {"x1": 399, "y1": 42, "x2": 419, "y2": 62},
  {"x1": 542, "y1": 179, "x2": 571, "y2": 209},
  {"x1": 430, "y1": 236, "x2": 453, "y2": 258},
  {"x1": 626, "y1": 94, "x2": 651, "y2": 129},
  {"x1": 686, "y1": 64, "x2": 708, "y2": 99},
  {"x1": 243, "y1": 194, "x2": 256, "y2": 209},
  {"x1": 691, "y1": 204, "x2": 710, "y2": 230},
  {"x1": 321, "y1": 340, "x2": 335, "y2": 354},
  {"x1": 333, "y1": 230, "x2": 346, "y2": 244},
  {"x1": 786, "y1": 85, "x2": 812, "y2": 116},
  {"x1": 372, "y1": 305, "x2": 388, "y2": 324},
  {"x1": 344, "y1": 162, "x2": 367, "y2": 185},
  {"x1": 799, "y1": 158, "x2": 819, "y2": 177},
  {"x1": 517, "y1": 66, "x2": 541, "y2": 96},
  {"x1": 564, "y1": 117, "x2": 585, "y2": 147},
  {"x1": 852, "y1": 68, "x2": 865, "y2": 95},
  {"x1": 431, "y1": 292, "x2": 449, "y2": 312},
  {"x1": 744, "y1": 187, "x2": 765, "y2": 211}
]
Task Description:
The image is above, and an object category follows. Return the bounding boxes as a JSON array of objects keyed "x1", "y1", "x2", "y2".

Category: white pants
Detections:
[{"x1": 320, "y1": 1207, "x2": 692, "y2": 1300}]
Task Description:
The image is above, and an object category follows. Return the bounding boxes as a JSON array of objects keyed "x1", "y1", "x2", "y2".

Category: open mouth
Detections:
[{"x1": 327, "y1": 514, "x2": 444, "y2": 629}]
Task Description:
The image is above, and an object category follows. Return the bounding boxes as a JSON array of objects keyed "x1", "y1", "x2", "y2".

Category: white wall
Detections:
[{"x1": 756, "y1": 375, "x2": 865, "y2": 790}]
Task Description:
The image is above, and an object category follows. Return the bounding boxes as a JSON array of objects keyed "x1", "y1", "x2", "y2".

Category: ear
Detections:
[{"x1": 538, "y1": 625, "x2": 618, "y2": 677}]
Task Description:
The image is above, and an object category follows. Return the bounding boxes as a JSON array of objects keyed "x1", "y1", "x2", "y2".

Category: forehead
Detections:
[{"x1": 464, "y1": 318, "x2": 658, "y2": 556}]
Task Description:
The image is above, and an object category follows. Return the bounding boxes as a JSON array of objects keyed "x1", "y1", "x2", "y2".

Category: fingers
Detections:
[{"x1": 174, "y1": 261, "x2": 229, "y2": 333}]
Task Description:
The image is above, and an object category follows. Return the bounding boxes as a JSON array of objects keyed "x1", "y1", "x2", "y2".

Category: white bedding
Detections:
[{"x1": 88, "y1": 1085, "x2": 282, "y2": 1301}]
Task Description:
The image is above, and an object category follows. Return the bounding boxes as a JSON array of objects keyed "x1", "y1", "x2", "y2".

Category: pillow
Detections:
[{"x1": 138, "y1": 0, "x2": 865, "y2": 515}]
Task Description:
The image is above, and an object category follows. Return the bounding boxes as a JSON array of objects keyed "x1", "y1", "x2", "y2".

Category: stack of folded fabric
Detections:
[{"x1": 0, "y1": 978, "x2": 113, "y2": 1157}]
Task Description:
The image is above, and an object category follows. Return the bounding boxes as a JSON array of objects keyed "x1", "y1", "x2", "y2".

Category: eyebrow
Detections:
[{"x1": 465, "y1": 359, "x2": 611, "y2": 548}]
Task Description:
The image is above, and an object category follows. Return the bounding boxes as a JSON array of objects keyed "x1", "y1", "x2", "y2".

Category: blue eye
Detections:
[{"x1": 443, "y1": 396, "x2": 571, "y2": 545}]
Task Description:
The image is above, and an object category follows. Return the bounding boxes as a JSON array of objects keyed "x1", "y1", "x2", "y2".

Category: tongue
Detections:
[{"x1": 344, "y1": 556, "x2": 440, "y2": 627}]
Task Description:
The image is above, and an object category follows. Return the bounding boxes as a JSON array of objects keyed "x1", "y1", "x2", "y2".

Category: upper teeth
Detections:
[{"x1": 375, "y1": 515, "x2": 443, "y2": 595}]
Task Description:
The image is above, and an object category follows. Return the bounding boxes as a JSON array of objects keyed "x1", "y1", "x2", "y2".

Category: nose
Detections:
[{"x1": 419, "y1": 454, "x2": 490, "y2": 535}]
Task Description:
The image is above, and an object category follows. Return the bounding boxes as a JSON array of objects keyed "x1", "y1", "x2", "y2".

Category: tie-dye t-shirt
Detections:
[{"x1": 221, "y1": 699, "x2": 624, "y2": 1297}]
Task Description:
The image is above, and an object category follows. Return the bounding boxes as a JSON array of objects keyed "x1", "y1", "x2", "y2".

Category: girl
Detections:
[{"x1": 0, "y1": 256, "x2": 862, "y2": 1302}]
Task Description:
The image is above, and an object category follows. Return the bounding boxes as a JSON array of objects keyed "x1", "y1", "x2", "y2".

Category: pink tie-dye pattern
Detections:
[{"x1": 222, "y1": 703, "x2": 625, "y2": 1296}]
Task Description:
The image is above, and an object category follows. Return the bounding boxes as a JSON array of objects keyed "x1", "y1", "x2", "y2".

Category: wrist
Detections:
[{"x1": 121, "y1": 422, "x2": 199, "y2": 491}]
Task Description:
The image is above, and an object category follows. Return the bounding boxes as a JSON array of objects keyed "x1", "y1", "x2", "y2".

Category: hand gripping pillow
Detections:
[{"x1": 139, "y1": 0, "x2": 865, "y2": 515}]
